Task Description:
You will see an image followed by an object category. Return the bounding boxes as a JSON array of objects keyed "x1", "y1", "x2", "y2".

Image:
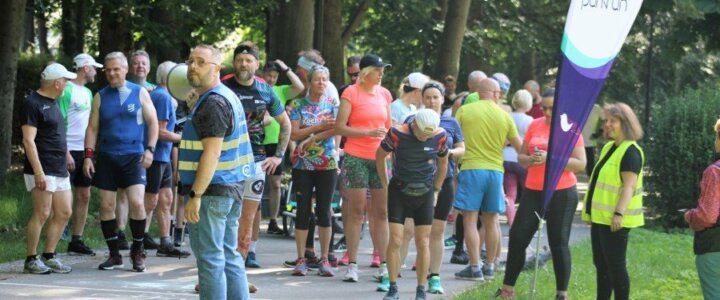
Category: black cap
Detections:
[{"x1": 359, "y1": 53, "x2": 392, "y2": 69}]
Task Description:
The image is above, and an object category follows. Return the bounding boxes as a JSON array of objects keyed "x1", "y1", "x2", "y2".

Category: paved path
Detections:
[{"x1": 0, "y1": 182, "x2": 591, "y2": 300}]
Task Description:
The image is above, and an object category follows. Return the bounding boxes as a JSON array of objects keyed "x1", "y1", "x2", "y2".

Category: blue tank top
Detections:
[{"x1": 97, "y1": 81, "x2": 145, "y2": 155}]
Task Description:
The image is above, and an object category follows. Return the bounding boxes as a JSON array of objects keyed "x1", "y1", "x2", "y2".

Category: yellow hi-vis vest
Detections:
[{"x1": 582, "y1": 141, "x2": 644, "y2": 228}]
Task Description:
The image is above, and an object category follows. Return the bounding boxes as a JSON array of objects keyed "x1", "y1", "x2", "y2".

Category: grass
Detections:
[{"x1": 455, "y1": 228, "x2": 702, "y2": 300}]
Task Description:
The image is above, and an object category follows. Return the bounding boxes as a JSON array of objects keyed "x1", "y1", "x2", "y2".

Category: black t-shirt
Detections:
[
  {"x1": 21, "y1": 91, "x2": 68, "y2": 177},
  {"x1": 585, "y1": 143, "x2": 642, "y2": 216},
  {"x1": 380, "y1": 124, "x2": 449, "y2": 183},
  {"x1": 185, "y1": 93, "x2": 242, "y2": 199}
]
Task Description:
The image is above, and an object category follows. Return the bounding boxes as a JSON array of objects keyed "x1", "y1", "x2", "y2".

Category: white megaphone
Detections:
[{"x1": 166, "y1": 63, "x2": 194, "y2": 101}]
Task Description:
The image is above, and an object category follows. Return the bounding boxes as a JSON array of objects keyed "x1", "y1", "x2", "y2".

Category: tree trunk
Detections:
[
  {"x1": 517, "y1": 50, "x2": 537, "y2": 85},
  {"x1": 22, "y1": 0, "x2": 34, "y2": 52},
  {"x1": 434, "y1": 0, "x2": 471, "y2": 80},
  {"x1": 36, "y1": 8, "x2": 50, "y2": 54},
  {"x1": 0, "y1": 0, "x2": 27, "y2": 181},
  {"x1": 341, "y1": 0, "x2": 369, "y2": 45},
  {"x1": 147, "y1": 4, "x2": 183, "y2": 63},
  {"x1": 321, "y1": 0, "x2": 343, "y2": 85},
  {"x1": 266, "y1": 0, "x2": 315, "y2": 84},
  {"x1": 423, "y1": 0, "x2": 449, "y2": 73},
  {"x1": 98, "y1": 4, "x2": 133, "y2": 60},
  {"x1": 61, "y1": 0, "x2": 86, "y2": 57}
]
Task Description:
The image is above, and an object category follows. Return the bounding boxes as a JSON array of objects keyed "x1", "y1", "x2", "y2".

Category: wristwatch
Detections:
[
  {"x1": 145, "y1": 145, "x2": 156, "y2": 154},
  {"x1": 189, "y1": 190, "x2": 202, "y2": 198},
  {"x1": 274, "y1": 152, "x2": 284, "y2": 159}
]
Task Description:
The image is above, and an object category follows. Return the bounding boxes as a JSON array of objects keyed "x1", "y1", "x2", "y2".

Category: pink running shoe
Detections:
[
  {"x1": 338, "y1": 252, "x2": 350, "y2": 266},
  {"x1": 370, "y1": 250, "x2": 380, "y2": 268}
]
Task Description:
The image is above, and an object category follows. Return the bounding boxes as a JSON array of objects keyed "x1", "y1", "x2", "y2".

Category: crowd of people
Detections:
[{"x1": 18, "y1": 41, "x2": 718, "y2": 300}]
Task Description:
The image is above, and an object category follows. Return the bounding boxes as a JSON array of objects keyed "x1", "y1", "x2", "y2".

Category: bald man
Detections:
[
  {"x1": 451, "y1": 71, "x2": 487, "y2": 116},
  {"x1": 453, "y1": 78, "x2": 522, "y2": 282},
  {"x1": 524, "y1": 80, "x2": 543, "y2": 118}
]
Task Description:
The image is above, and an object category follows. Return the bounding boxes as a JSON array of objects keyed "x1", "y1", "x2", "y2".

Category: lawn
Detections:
[{"x1": 455, "y1": 228, "x2": 702, "y2": 300}]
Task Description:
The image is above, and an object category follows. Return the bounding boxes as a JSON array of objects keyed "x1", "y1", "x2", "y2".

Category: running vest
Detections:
[
  {"x1": 97, "y1": 81, "x2": 145, "y2": 155},
  {"x1": 178, "y1": 84, "x2": 255, "y2": 186},
  {"x1": 582, "y1": 141, "x2": 644, "y2": 228}
]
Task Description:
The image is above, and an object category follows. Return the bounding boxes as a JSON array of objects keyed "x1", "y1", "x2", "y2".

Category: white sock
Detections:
[{"x1": 249, "y1": 241, "x2": 257, "y2": 253}]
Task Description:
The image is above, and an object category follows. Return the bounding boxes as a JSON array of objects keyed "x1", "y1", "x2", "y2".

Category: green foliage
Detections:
[
  {"x1": 645, "y1": 84, "x2": 720, "y2": 228},
  {"x1": 456, "y1": 229, "x2": 700, "y2": 299}
]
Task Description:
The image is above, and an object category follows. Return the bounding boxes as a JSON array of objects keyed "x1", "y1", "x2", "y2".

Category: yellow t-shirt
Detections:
[{"x1": 456, "y1": 100, "x2": 518, "y2": 172}]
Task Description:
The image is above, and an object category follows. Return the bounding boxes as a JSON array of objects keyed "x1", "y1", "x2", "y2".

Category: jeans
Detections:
[
  {"x1": 696, "y1": 252, "x2": 720, "y2": 300},
  {"x1": 187, "y1": 195, "x2": 249, "y2": 300},
  {"x1": 591, "y1": 223, "x2": 631, "y2": 300},
  {"x1": 503, "y1": 187, "x2": 578, "y2": 291}
]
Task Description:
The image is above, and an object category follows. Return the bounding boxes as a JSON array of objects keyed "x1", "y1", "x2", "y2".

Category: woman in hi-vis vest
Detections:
[{"x1": 582, "y1": 103, "x2": 644, "y2": 300}]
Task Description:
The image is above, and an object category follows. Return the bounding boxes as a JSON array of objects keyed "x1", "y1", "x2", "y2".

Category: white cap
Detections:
[
  {"x1": 73, "y1": 53, "x2": 103, "y2": 69},
  {"x1": 406, "y1": 72, "x2": 430, "y2": 89},
  {"x1": 41, "y1": 63, "x2": 77, "y2": 80},
  {"x1": 414, "y1": 108, "x2": 440, "y2": 132}
]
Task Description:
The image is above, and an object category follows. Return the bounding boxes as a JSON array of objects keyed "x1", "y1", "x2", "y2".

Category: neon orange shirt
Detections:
[
  {"x1": 341, "y1": 83, "x2": 392, "y2": 160},
  {"x1": 524, "y1": 117, "x2": 584, "y2": 190}
]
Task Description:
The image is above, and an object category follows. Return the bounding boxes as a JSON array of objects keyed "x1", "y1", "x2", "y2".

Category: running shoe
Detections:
[
  {"x1": 245, "y1": 251, "x2": 261, "y2": 268},
  {"x1": 67, "y1": 240, "x2": 96, "y2": 256},
  {"x1": 23, "y1": 258, "x2": 51, "y2": 274},
  {"x1": 332, "y1": 237, "x2": 347, "y2": 252},
  {"x1": 382, "y1": 284, "x2": 399, "y2": 300},
  {"x1": 370, "y1": 250, "x2": 381, "y2": 268},
  {"x1": 343, "y1": 263, "x2": 358, "y2": 282},
  {"x1": 416, "y1": 285, "x2": 427, "y2": 300},
  {"x1": 292, "y1": 257, "x2": 308, "y2": 276},
  {"x1": 427, "y1": 275, "x2": 444, "y2": 294},
  {"x1": 450, "y1": 250, "x2": 469, "y2": 265},
  {"x1": 305, "y1": 254, "x2": 320, "y2": 269},
  {"x1": 317, "y1": 258, "x2": 334, "y2": 277},
  {"x1": 267, "y1": 219, "x2": 283, "y2": 235},
  {"x1": 373, "y1": 262, "x2": 388, "y2": 282},
  {"x1": 130, "y1": 250, "x2": 146, "y2": 272},
  {"x1": 482, "y1": 264, "x2": 495, "y2": 280},
  {"x1": 454, "y1": 265, "x2": 484, "y2": 281},
  {"x1": 444, "y1": 236, "x2": 456, "y2": 249},
  {"x1": 143, "y1": 233, "x2": 159, "y2": 250},
  {"x1": 328, "y1": 253, "x2": 338, "y2": 268},
  {"x1": 117, "y1": 231, "x2": 130, "y2": 251},
  {"x1": 157, "y1": 244, "x2": 191, "y2": 258},
  {"x1": 42, "y1": 257, "x2": 72, "y2": 274},
  {"x1": 338, "y1": 252, "x2": 349, "y2": 266},
  {"x1": 376, "y1": 275, "x2": 390, "y2": 292},
  {"x1": 249, "y1": 282, "x2": 258, "y2": 293},
  {"x1": 98, "y1": 255, "x2": 123, "y2": 270}
]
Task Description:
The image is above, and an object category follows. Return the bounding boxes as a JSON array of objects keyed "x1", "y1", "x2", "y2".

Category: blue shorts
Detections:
[
  {"x1": 92, "y1": 152, "x2": 146, "y2": 191},
  {"x1": 454, "y1": 169, "x2": 505, "y2": 213}
]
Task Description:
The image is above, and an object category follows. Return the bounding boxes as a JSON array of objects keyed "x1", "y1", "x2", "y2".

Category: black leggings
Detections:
[
  {"x1": 503, "y1": 186, "x2": 578, "y2": 291},
  {"x1": 292, "y1": 169, "x2": 338, "y2": 230},
  {"x1": 591, "y1": 223, "x2": 631, "y2": 300}
]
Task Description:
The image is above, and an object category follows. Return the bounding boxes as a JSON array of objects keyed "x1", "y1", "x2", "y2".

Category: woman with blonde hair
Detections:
[
  {"x1": 503, "y1": 89, "x2": 534, "y2": 226},
  {"x1": 583, "y1": 102, "x2": 644, "y2": 300}
]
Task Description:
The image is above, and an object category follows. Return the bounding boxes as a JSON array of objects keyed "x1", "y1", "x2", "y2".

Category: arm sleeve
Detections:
[
  {"x1": 437, "y1": 131, "x2": 449, "y2": 157},
  {"x1": 620, "y1": 144, "x2": 642, "y2": 174},
  {"x1": 687, "y1": 165, "x2": 720, "y2": 231},
  {"x1": 193, "y1": 94, "x2": 233, "y2": 139}
]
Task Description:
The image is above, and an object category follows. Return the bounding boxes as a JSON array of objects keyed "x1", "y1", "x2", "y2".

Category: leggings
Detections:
[
  {"x1": 503, "y1": 186, "x2": 578, "y2": 291},
  {"x1": 592, "y1": 223, "x2": 631, "y2": 300},
  {"x1": 292, "y1": 169, "x2": 338, "y2": 230}
]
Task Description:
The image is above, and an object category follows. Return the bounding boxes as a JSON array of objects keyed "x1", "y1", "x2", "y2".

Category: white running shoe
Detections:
[
  {"x1": 343, "y1": 263, "x2": 359, "y2": 282},
  {"x1": 373, "y1": 263, "x2": 388, "y2": 282}
]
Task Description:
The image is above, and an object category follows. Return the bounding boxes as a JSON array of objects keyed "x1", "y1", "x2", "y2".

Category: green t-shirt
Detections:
[
  {"x1": 463, "y1": 92, "x2": 480, "y2": 105},
  {"x1": 456, "y1": 100, "x2": 518, "y2": 172},
  {"x1": 263, "y1": 85, "x2": 294, "y2": 144}
]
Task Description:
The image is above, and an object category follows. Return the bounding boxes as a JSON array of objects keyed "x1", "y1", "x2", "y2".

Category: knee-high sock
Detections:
[{"x1": 101, "y1": 220, "x2": 120, "y2": 257}]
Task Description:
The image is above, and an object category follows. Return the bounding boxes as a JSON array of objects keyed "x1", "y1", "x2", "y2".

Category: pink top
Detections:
[
  {"x1": 687, "y1": 161, "x2": 720, "y2": 231},
  {"x1": 524, "y1": 117, "x2": 584, "y2": 190},
  {"x1": 341, "y1": 83, "x2": 392, "y2": 160}
]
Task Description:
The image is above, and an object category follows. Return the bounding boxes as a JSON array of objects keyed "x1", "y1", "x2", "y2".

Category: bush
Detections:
[{"x1": 645, "y1": 83, "x2": 720, "y2": 228}]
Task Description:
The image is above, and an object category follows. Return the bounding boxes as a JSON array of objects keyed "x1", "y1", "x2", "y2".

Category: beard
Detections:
[{"x1": 236, "y1": 70, "x2": 253, "y2": 81}]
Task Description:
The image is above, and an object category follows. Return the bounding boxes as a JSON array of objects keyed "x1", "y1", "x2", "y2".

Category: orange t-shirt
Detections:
[
  {"x1": 524, "y1": 117, "x2": 584, "y2": 191},
  {"x1": 341, "y1": 83, "x2": 392, "y2": 160}
]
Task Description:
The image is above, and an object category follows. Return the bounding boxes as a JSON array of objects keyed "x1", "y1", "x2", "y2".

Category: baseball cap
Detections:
[
  {"x1": 406, "y1": 72, "x2": 430, "y2": 89},
  {"x1": 414, "y1": 108, "x2": 440, "y2": 132},
  {"x1": 359, "y1": 54, "x2": 392, "y2": 69},
  {"x1": 41, "y1": 63, "x2": 77, "y2": 81},
  {"x1": 73, "y1": 53, "x2": 103, "y2": 69}
]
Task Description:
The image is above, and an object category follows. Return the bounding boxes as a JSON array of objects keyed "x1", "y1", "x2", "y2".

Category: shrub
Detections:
[{"x1": 645, "y1": 83, "x2": 720, "y2": 228}]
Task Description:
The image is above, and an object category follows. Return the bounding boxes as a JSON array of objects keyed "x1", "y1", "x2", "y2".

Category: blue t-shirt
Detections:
[
  {"x1": 391, "y1": 99, "x2": 416, "y2": 124},
  {"x1": 380, "y1": 123, "x2": 448, "y2": 183},
  {"x1": 149, "y1": 87, "x2": 175, "y2": 162},
  {"x1": 289, "y1": 97, "x2": 339, "y2": 171}
]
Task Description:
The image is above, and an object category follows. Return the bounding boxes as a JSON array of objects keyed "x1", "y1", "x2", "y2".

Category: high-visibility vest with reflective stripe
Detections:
[
  {"x1": 582, "y1": 141, "x2": 644, "y2": 227},
  {"x1": 178, "y1": 84, "x2": 256, "y2": 186}
]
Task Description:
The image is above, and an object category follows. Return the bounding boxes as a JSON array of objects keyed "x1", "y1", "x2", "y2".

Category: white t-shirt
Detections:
[
  {"x1": 391, "y1": 99, "x2": 416, "y2": 125},
  {"x1": 503, "y1": 111, "x2": 533, "y2": 162},
  {"x1": 57, "y1": 81, "x2": 92, "y2": 151}
]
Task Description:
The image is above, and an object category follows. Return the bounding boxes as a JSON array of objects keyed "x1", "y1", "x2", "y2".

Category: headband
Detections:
[
  {"x1": 234, "y1": 45, "x2": 259, "y2": 60},
  {"x1": 297, "y1": 56, "x2": 318, "y2": 71}
]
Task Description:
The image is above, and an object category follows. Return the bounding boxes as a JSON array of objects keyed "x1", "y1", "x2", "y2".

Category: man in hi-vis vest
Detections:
[{"x1": 179, "y1": 44, "x2": 256, "y2": 300}]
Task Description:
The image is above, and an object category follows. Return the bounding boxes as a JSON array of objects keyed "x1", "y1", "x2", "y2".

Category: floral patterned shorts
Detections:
[{"x1": 341, "y1": 154, "x2": 384, "y2": 189}]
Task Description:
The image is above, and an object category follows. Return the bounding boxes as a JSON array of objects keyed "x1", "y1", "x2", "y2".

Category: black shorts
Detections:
[
  {"x1": 146, "y1": 161, "x2": 172, "y2": 194},
  {"x1": 433, "y1": 176, "x2": 455, "y2": 221},
  {"x1": 69, "y1": 150, "x2": 92, "y2": 187},
  {"x1": 264, "y1": 144, "x2": 286, "y2": 175},
  {"x1": 387, "y1": 179, "x2": 434, "y2": 226},
  {"x1": 92, "y1": 152, "x2": 146, "y2": 191}
]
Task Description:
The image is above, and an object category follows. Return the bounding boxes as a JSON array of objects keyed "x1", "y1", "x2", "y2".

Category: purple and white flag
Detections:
[{"x1": 542, "y1": 0, "x2": 643, "y2": 210}]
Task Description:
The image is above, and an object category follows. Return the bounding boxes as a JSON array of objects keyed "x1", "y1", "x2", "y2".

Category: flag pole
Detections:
[{"x1": 530, "y1": 211, "x2": 545, "y2": 300}]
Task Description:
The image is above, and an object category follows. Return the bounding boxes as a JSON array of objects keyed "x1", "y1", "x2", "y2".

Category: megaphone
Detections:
[{"x1": 167, "y1": 63, "x2": 194, "y2": 101}]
